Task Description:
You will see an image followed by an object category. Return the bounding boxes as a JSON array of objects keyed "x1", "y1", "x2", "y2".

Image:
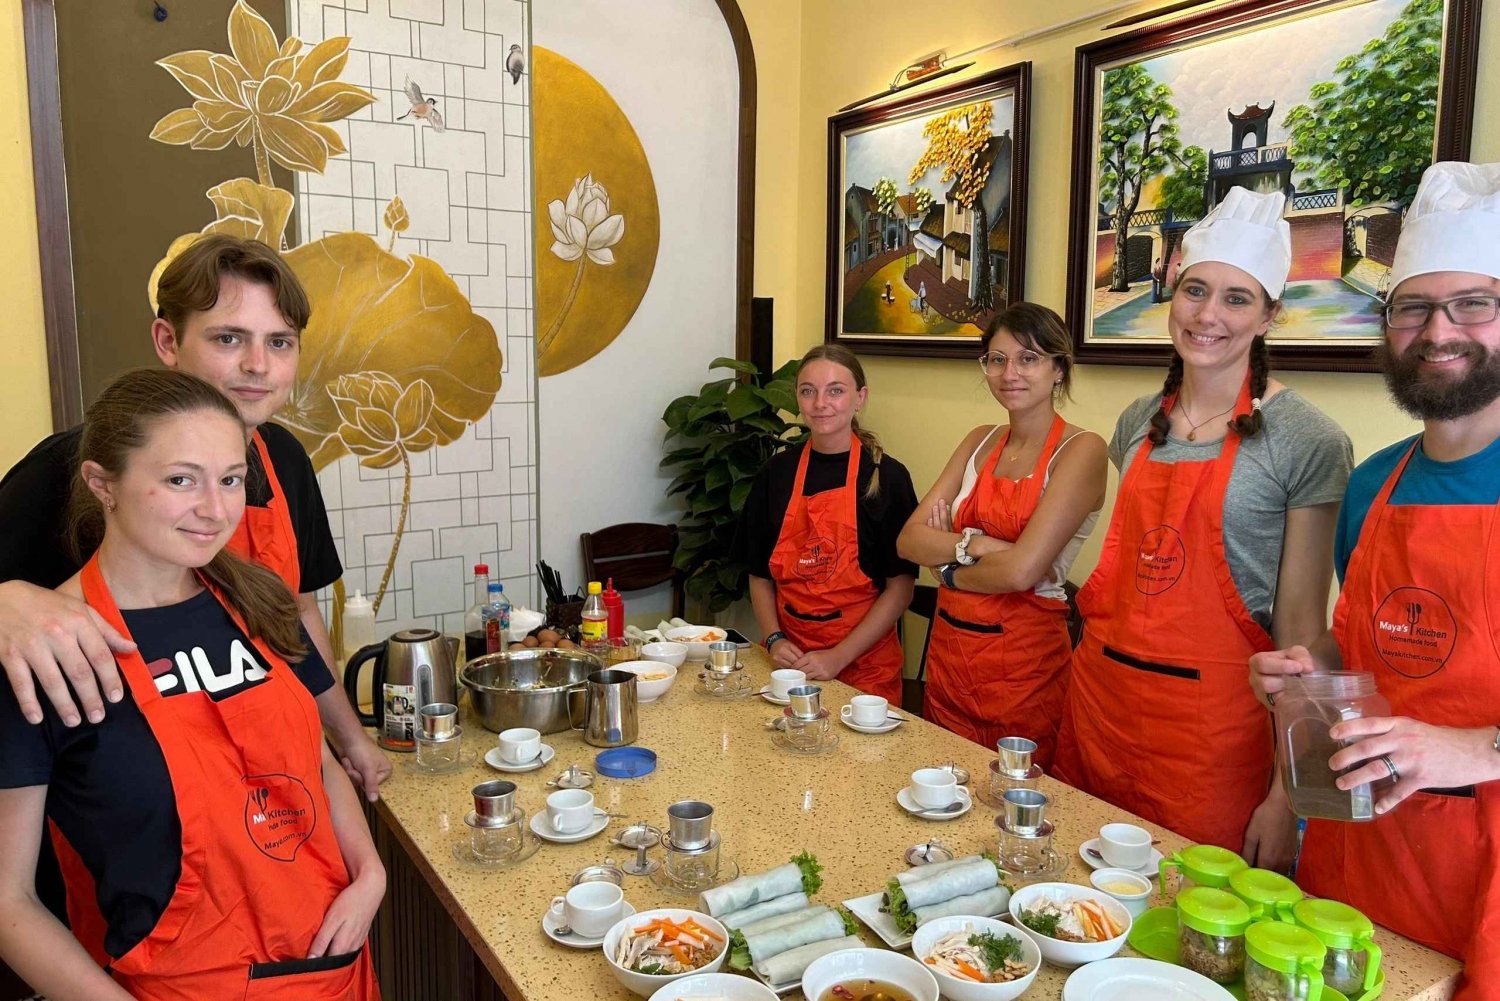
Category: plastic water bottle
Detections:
[
  {"x1": 481, "y1": 581, "x2": 511, "y2": 654},
  {"x1": 580, "y1": 581, "x2": 608, "y2": 661},
  {"x1": 463, "y1": 564, "x2": 491, "y2": 662}
]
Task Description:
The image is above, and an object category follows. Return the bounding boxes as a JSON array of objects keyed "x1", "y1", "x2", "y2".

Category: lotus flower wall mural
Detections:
[{"x1": 147, "y1": 1, "x2": 503, "y2": 616}]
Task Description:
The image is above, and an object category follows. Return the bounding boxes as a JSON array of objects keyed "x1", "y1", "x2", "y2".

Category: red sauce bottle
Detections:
[{"x1": 602, "y1": 578, "x2": 625, "y2": 639}]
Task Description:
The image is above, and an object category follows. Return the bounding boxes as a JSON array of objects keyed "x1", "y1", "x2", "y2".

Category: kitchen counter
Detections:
[{"x1": 371, "y1": 648, "x2": 1462, "y2": 1000}]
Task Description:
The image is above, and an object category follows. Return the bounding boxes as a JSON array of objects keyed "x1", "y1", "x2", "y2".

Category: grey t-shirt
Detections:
[{"x1": 1109, "y1": 389, "x2": 1353, "y2": 632}]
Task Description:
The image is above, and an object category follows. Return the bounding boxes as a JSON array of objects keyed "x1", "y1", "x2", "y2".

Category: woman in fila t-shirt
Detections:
[{"x1": 0, "y1": 369, "x2": 382, "y2": 1000}]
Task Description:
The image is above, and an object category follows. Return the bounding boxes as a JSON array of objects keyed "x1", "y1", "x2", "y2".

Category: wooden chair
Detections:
[{"x1": 579, "y1": 523, "x2": 686, "y2": 620}]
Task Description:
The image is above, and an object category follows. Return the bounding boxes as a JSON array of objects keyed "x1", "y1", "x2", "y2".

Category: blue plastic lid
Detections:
[{"x1": 595, "y1": 746, "x2": 657, "y2": 778}]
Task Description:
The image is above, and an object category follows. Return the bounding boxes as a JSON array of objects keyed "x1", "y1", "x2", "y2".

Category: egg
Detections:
[
  {"x1": 537, "y1": 628, "x2": 561, "y2": 645},
  {"x1": 539, "y1": 639, "x2": 556, "y2": 648},
  {"x1": 521, "y1": 635, "x2": 540, "y2": 648},
  {"x1": 557, "y1": 639, "x2": 577, "y2": 649}
]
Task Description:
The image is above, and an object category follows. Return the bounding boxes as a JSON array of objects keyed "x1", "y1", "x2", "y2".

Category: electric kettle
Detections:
[{"x1": 343, "y1": 629, "x2": 459, "y2": 751}]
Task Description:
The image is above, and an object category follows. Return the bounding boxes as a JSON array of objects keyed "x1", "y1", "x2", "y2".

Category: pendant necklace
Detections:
[{"x1": 1179, "y1": 398, "x2": 1235, "y2": 442}]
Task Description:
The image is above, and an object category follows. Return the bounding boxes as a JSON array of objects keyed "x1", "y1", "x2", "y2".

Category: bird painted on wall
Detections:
[
  {"x1": 506, "y1": 44, "x2": 525, "y2": 85},
  {"x1": 400, "y1": 78, "x2": 445, "y2": 132}
]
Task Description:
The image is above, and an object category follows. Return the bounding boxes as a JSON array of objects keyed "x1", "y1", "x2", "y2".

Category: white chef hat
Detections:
[
  {"x1": 1387, "y1": 161, "x2": 1500, "y2": 294},
  {"x1": 1178, "y1": 187, "x2": 1292, "y2": 298}
]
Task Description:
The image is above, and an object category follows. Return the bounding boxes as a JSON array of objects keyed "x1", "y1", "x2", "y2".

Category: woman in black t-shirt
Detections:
[
  {"x1": 736, "y1": 346, "x2": 917, "y2": 704},
  {"x1": 0, "y1": 370, "x2": 382, "y2": 1000}
]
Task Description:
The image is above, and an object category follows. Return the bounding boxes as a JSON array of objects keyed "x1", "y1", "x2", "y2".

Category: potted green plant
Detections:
[{"x1": 660, "y1": 357, "x2": 805, "y2": 613}]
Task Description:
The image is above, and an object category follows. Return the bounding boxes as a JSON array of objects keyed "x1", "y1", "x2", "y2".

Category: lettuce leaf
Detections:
[{"x1": 793, "y1": 851, "x2": 823, "y2": 896}]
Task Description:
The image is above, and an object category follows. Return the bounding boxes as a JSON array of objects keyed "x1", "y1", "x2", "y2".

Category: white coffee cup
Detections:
[
  {"x1": 770, "y1": 669, "x2": 806, "y2": 699},
  {"x1": 844, "y1": 695, "x2": 889, "y2": 727},
  {"x1": 497, "y1": 726, "x2": 542, "y2": 764},
  {"x1": 549, "y1": 880, "x2": 623, "y2": 938},
  {"x1": 546, "y1": 788, "x2": 595, "y2": 833},
  {"x1": 1099, "y1": 822, "x2": 1153, "y2": 869},
  {"x1": 910, "y1": 767, "x2": 958, "y2": 809}
]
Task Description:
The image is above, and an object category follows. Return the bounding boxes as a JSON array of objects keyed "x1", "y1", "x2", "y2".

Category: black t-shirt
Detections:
[
  {"x1": 0, "y1": 421, "x2": 342, "y2": 594},
  {"x1": 0, "y1": 589, "x2": 327, "y2": 959},
  {"x1": 734, "y1": 443, "x2": 919, "y2": 588}
]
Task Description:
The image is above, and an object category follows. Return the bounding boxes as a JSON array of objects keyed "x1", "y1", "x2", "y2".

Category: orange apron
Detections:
[
  {"x1": 767, "y1": 437, "x2": 904, "y2": 704},
  {"x1": 228, "y1": 429, "x2": 302, "y2": 593},
  {"x1": 58, "y1": 556, "x2": 379, "y2": 1000},
  {"x1": 1299, "y1": 441, "x2": 1500, "y2": 997},
  {"x1": 1054, "y1": 380, "x2": 1274, "y2": 849},
  {"x1": 924, "y1": 416, "x2": 1072, "y2": 767}
]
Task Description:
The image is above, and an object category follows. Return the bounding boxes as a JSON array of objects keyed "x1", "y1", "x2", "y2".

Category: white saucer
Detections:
[
  {"x1": 529, "y1": 810, "x2": 609, "y2": 844},
  {"x1": 839, "y1": 706, "x2": 902, "y2": 734},
  {"x1": 1064, "y1": 957, "x2": 1234, "y2": 1000},
  {"x1": 761, "y1": 691, "x2": 791, "y2": 706},
  {"x1": 1079, "y1": 837, "x2": 1164, "y2": 877},
  {"x1": 542, "y1": 901, "x2": 636, "y2": 949},
  {"x1": 485, "y1": 744, "x2": 555, "y2": 773},
  {"x1": 896, "y1": 785, "x2": 972, "y2": 820}
]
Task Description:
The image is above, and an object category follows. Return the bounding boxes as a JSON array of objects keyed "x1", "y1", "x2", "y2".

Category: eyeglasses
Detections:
[
  {"x1": 977, "y1": 350, "x2": 1055, "y2": 375},
  {"x1": 1384, "y1": 295, "x2": 1500, "y2": 329}
]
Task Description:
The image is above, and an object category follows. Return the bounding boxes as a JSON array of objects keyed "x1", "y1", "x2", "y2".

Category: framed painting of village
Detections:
[
  {"x1": 1065, "y1": 0, "x2": 1480, "y2": 372},
  {"x1": 826, "y1": 64, "x2": 1031, "y2": 358}
]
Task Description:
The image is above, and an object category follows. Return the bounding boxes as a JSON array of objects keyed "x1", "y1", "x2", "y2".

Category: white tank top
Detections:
[{"x1": 951, "y1": 425, "x2": 1102, "y2": 602}]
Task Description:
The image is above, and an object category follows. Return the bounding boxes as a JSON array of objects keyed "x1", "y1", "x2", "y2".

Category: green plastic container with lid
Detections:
[
  {"x1": 1160, "y1": 843, "x2": 1248, "y2": 889},
  {"x1": 1176, "y1": 887, "x2": 1258, "y2": 984},
  {"x1": 1246, "y1": 920, "x2": 1328, "y2": 1000},
  {"x1": 1230, "y1": 867, "x2": 1305, "y2": 922},
  {"x1": 1292, "y1": 898, "x2": 1383, "y2": 996}
]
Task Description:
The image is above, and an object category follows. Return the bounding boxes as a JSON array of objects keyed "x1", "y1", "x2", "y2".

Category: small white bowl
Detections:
[
  {"x1": 641, "y1": 641, "x2": 689, "y2": 668},
  {"x1": 802, "y1": 948, "x2": 939, "y2": 1001},
  {"x1": 911, "y1": 915, "x2": 1041, "y2": 1001},
  {"x1": 602, "y1": 908, "x2": 728, "y2": 997},
  {"x1": 614, "y1": 660, "x2": 679, "y2": 702},
  {"x1": 1007, "y1": 882, "x2": 1131, "y2": 969},
  {"x1": 648, "y1": 972, "x2": 778, "y2": 1001},
  {"x1": 664, "y1": 625, "x2": 726, "y2": 663},
  {"x1": 1089, "y1": 868, "x2": 1153, "y2": 919}
]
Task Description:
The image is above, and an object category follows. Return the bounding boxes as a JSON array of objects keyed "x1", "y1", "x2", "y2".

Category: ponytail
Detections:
[
  {"x1": 852, "y1": 419, "x2": 883, "y2": 500},
  {"x1": 200, "y1": 551, "x2": 308, "y2": 662},
  {"x1": 1228, "y1": 335, "x2": 1270, "y2": 439}
]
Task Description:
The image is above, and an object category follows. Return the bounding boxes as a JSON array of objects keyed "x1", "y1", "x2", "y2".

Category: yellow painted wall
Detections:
[
  {"x1": 0, "y1": 3, "x2": 53, "y2": 474},
  {"x1": 745, "y1": 0, "x2": 1500, "y2": 587}
]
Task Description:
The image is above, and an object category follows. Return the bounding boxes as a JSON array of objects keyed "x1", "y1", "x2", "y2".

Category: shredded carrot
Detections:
[{"x1": 955, "y1": 959, "x2": 985, "y2": 982}]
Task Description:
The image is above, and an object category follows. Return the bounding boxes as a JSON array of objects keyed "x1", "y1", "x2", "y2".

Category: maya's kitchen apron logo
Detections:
[
  {"x1": 796, "y1": 537, "x2": 837, "y2": 584},
  {"x1": 1135, "y1": 526, "x2": 1186, "y2": 595},
  {"x1": 1373, "y1": 586, "x2": 1457, "y2": 678},
  {"x1": 244, "y1": 774, "x2": 317, "y2": 861}
]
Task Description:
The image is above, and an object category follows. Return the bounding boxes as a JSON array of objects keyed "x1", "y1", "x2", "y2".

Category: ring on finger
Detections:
[{"x1": 1380, "y1": 753, "x2": 1400, "y2": 783}]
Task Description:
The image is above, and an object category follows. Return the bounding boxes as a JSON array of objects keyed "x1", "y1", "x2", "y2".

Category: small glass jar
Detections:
[
  {"x1": 1176, "y1": 887, "x2": 1255, "y2": 984},
  {"x1": 1292, "y1": 898, "x2": 1382, "y2": 996},
  {"x1": 784, "y1": 714, "x2": 830, "y2": 749},
  {"x1": 416, "y1": 728, "x2": 463, "y2": 770},
  {"x1": 996, "y1": 818, "x2": 1057, "y2": 876},
  {"x1": 1275, "y1": 672, "x2": 1393, "y2": 822},
  {"x1": 664, "y1": 831, "x2": 721, "y2": 887},
  {"x1": 468, "y1": 809, "x2": 524, "y2": 861},
  {"x1": 1245, "y1": 920, "x2": 1327, "y2": 1001},
  {"x1": 1160, "y1": 843, "x2": 1248, "y2": 891},
  {"x1": 1229, "y1": 868, "x2": 1304, "y2": 923}
]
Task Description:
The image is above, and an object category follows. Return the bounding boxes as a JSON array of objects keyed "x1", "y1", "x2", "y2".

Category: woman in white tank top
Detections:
[{"x1": 896, "y1": 304, "x2": 1106, "y2": 766}]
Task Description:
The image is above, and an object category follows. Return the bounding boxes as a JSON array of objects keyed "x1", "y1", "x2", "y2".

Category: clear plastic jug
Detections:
[{"x1": 1274, "y1": 672, "x2": 1392, "y2": 822}]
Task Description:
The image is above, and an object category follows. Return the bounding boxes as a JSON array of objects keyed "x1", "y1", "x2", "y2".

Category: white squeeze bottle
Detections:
[
  {"x1": 342, "y1": 589, "x2": 376, "y2": 707},
  {"x1": 580, "y1": 581, "x2": 608, "y2": 661}
]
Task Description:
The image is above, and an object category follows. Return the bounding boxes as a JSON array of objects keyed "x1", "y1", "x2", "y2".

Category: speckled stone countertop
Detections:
[{"x1": 372, "y1": 649, "x2": 1461, "y2": 1000}]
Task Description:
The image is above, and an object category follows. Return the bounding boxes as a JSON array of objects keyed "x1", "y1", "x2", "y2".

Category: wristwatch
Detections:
[
  {"x1": 955, "y1": 527, "x2": 982, "y2": 566},
  {"x1": 937, "y1": 563, "x2": 960, "y2": 589},
  {"x1": 764, "y1": 630, "x2": 788, "y2": 651}
]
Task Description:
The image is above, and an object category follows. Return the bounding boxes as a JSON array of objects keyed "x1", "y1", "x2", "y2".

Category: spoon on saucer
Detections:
[{"x1": 914, "y1": 800, "x2": 967, "y2": 817}]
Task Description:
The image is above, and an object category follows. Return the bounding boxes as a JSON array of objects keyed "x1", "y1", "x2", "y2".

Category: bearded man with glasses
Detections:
[{"x1": 1251, "y1": 162, "x2": 1500, "y2": 998}]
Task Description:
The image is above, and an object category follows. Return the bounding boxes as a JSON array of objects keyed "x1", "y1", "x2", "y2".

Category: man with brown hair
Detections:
[{"x1": 0, "y1": 235, "x2": 390, "y2": 800}]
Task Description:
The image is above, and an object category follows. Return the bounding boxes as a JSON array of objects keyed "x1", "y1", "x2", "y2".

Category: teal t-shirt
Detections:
[{"x1": 1335, "y1": 433, "x2": 1500, "y2": 582}]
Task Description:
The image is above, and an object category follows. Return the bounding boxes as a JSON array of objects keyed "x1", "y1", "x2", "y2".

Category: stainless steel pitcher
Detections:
[{"x1": 568, "y1": 669, "x2": 638, "y2": 747}]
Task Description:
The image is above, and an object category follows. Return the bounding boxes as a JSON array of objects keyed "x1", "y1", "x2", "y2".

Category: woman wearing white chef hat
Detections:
[
  {"x1": 1252, "y1": 161, "x2": 1500, "y2": 995},
  {"x1": 1053, "y1": 187, "x2": 1352, "y2": 867}
]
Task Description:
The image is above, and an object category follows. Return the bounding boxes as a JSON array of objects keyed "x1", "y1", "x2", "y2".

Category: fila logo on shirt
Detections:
[{"x1": 146, "y1": 638, "x2": 269, "y2": 697}]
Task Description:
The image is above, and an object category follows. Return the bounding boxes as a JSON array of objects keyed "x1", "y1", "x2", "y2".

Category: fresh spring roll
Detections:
[
  {"x1": 892, "y1": 854, "x2": 985, "y2": 891},
  {"x1": 911, "y1": 885, "x2": 1013, "y2": 929},
  {"x1": 753, "y1": 935, "x2": 864, "y2": 986},
  {"x1": 718, "y1": 891, "x2": 812, "y2": 930},
  {"x1": 735, "y1": 904, "x2": 829, "y2": 938},
  {"x1": 700, "y1": 853, "x2": 822, "y2": 917},
  {"x1": 729, "y1": 909, "x2": 855, "y2": 969},
  {"x1": 897, "y1": 858, "x2": 998, "y2": 911}
]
